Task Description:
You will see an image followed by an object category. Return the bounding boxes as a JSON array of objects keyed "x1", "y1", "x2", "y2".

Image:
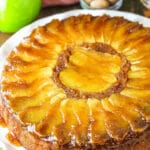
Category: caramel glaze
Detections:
[
  {"x1": 6, "y1": 132, "x2": 21, "y2": 147},
  {"x1": 53, "y1": 43, "x2": 131, "y2": 100},
  {"x1": 1, "y1": 97, "x2": 150, "y2": 150},
  {"x1": 1, "y1": 15, "x2": 150, "y2": 150},
  {"x1": 0, "y1": 106, "x2": 21, "y2": 147},
  {"x1": 1, "y1": 91, "x2": 150, "y2": 150},
  {"x1": 0, "y1": 116, "x2": 6, "y2": 127},
  {"x1": 62, "y1": 127, "x2": 150, "y2": 150}
]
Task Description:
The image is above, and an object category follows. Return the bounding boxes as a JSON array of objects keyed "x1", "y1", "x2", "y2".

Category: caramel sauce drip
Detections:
[
  {"x1": 6, "y1": 132, "x2": 21, "y2": 147},
  {"x1": 0, "y1": 117, "x2": 6, "y2": 127}
]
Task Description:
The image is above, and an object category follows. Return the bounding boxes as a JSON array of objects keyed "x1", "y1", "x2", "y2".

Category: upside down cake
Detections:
[{"x1": 0, "y1": 14, "x2": 150, "y2": 150}]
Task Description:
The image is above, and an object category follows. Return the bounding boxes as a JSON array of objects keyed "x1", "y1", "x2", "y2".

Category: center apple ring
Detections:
[{"x1": 52, "y1": 43, "x2": 131, "y2": 100}]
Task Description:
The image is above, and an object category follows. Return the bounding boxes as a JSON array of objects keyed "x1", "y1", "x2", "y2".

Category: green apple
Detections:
[{"x1": 0, "y1": 0, "x2": 41, "y2": 33}]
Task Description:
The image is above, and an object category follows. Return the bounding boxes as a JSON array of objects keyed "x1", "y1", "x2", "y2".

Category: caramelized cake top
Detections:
[{"x1": 1, "y1": 15, "x2": 150, "y2": 148}]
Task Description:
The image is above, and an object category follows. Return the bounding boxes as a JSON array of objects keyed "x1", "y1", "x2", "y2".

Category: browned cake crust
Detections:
[
  {"x1": 1, "y1": 14, "x2": 150, "y2": 150},
  {"x1": 0, "y1": 97, "x2": 150, "y2": 150},
  {"x1": 0, "y1": 96, "x2": 52, "y2": 150}
]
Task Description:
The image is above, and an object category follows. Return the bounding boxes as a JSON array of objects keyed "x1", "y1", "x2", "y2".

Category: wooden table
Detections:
[{"x1": 0, "y1": 0, "x2": 147, "y2": 46}]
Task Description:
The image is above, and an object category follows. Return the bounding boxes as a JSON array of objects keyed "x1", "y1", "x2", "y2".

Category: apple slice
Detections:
[{"x1": 0, "y1": 0, "x2": 41, "y2": 33}]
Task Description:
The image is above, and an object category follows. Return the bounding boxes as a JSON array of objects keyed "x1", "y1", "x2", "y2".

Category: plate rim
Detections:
[
  {"x1": 0, "y1": 9, "x2": 150, "y2": 150},
  {"x1": 1, "y1": 9, "x2": 150, "y2": 51}
]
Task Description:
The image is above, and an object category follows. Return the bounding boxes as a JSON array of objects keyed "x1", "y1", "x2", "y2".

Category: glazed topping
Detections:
[
  {"x1": 53, "y1": 43, "x2": 130, "y2": 99},
  {"x1": 1, "y1": 15, "x2": 150, "y2": 147},
  {"x1": 60, "y1": 46, "x2": 121, "y2": 92}
]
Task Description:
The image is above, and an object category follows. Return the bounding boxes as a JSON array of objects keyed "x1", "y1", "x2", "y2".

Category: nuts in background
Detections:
[{"x1": 85, "y1": 0, "x2": 118, "y2": 9}]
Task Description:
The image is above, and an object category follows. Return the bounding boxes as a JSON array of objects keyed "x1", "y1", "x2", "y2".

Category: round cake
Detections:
[{"x1": 0, "y1": 14, "x2": 150, "y2": 150}]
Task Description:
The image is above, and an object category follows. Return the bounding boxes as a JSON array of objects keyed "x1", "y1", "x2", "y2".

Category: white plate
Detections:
[{"x1": 0, "y1": 9, "x2": 150, "y2": 150}]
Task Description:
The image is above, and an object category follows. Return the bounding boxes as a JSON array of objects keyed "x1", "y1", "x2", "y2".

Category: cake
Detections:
[{"x1": 0, "y1": 14, "x2": 150, "y2": 150}]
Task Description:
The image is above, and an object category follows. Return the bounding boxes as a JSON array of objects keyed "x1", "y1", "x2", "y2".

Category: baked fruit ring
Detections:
[{"x1": 1, "y1": 14, "x2": 150, "y2": 150}]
